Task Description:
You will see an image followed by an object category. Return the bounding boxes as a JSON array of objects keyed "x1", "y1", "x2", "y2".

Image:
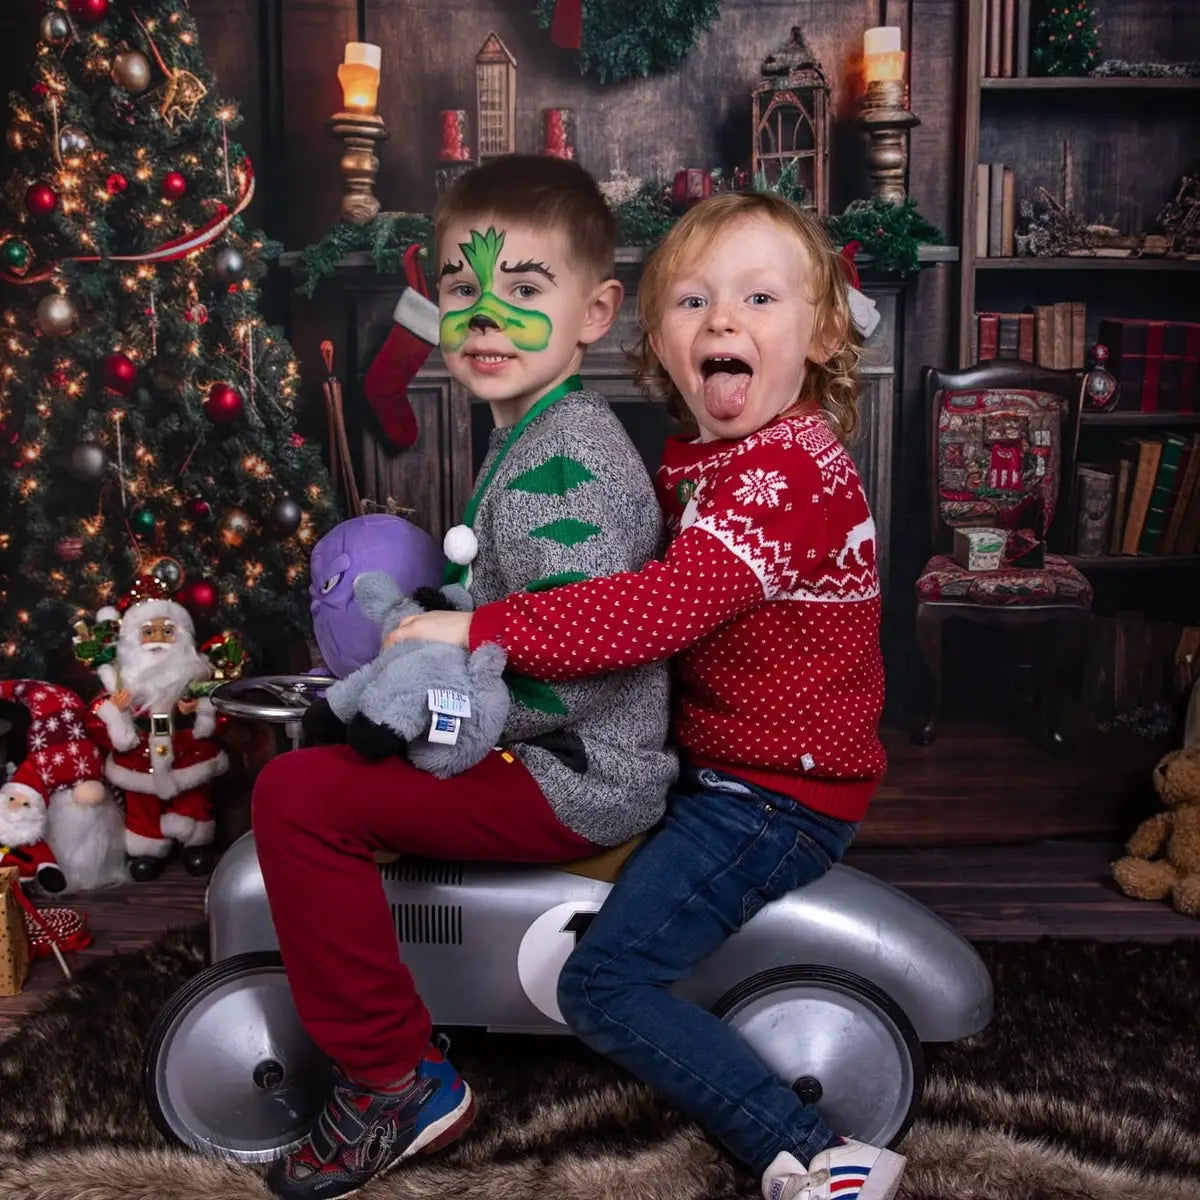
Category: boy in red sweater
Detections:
[{"x1": 389, "y1": 192, "x2": 901, "y2": 1200}]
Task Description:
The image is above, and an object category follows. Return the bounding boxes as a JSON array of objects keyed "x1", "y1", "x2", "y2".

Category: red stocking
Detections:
[{"x1": 362, "y1": 244, "x2": 435, "y2": 451}]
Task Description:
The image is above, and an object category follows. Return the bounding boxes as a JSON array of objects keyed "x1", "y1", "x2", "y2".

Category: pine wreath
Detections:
[{"x1": 536, "y1": 0, "x2": 722, "y2": 84}]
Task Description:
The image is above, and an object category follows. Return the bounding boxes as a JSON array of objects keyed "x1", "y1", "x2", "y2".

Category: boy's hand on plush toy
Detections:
[{"x1": 383, "y1": 610, "x2": 472, "y2": 651}]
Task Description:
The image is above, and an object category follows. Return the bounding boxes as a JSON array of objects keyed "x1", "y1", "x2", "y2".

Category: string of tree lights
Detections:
[{"x1": 0, "y1": 0, "x2": 338, "y2": 678}]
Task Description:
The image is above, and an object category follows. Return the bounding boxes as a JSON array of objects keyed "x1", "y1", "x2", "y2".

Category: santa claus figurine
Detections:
[
  {"x1": 86, "y1": 575, "x2": 229, "y2": 881},
  {"x1": 0, "y1": 679, "x2": 126, "y2": 893},
  {"x1": 0, "y1": 761, "x2": 66, "y2": 894}
]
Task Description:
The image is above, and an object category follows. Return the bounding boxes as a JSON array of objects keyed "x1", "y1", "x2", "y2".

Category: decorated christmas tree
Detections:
[
  {"x1": 0, "y1": 0, "x2": 338, "y2": 678},
  {"x1": 1033, "y1": 1, "x2": 1102, "y2": 77}
]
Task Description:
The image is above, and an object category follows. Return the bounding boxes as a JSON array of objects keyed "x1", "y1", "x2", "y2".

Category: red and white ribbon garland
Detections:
[{"x1": 1, "y1": 158, "x2": 256, "y2": 287}]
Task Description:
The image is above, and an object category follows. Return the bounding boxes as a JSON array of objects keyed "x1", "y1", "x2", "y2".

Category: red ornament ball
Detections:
[
  {"x1": 101, "y1": 352, "x2": 137, "y2": 395},
  {"x1": 180, "y1": 578, "x2": 218, "y2": 618},
  {"x1": 31, "y1": 83, "x2": 50, "y2": 99},
  {"x1": 25, "y1": 182, "x2": 57, "y2": 217},
  {"x1": 187, "y1": 495, "x2": 213, "y2": 522},
  {"x1": 106, "y1": 172, "x2": 128, "y2": 195},
  {"x1": 68, "y1": 0, "x2": 110, "y2": 24},
  {"x1": 161, "y1": 172, "x2": 188, "y2": 201},
  {"x1": 204, "y1": 383, "x2": 243, "y2": 424}
]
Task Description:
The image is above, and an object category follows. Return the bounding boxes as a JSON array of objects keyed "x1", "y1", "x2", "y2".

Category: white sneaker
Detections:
[{"x1": 761, "y1": 1139, "x2": 906, "y2": 1200}]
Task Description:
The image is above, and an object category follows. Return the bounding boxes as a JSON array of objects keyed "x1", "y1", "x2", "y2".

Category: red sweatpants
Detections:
[{"x1": 251, "y1": 745, "x2": 595, "y2": 1086}]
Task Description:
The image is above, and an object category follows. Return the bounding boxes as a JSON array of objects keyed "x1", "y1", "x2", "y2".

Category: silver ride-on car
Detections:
[{"x1": 143, "y1": 674, "x2": 993, "y2": 1163}]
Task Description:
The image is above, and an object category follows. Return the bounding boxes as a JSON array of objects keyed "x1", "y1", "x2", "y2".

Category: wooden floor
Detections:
[{"x1": 1, "y1": 720, "x2": 1190, "y2": 1029}]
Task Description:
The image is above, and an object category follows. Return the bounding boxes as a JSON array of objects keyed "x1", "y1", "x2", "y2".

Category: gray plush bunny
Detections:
[{"x1": 302, "y1": 572, "x2": 510, "y2": 779}]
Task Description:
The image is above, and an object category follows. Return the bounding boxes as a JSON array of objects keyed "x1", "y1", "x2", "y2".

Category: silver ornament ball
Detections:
[
  {"x1": 40, "y1": 13, "x2": 72, "y2": 45},
  {"x1": 36, "y1": 293, "x2": 78, "y2": 336},
  {"x1": 111, "y1": 49, "x2": 152, "y2": 95},
  {"x1": 269, "y1": 495, "x2": 303, "y2": 536},
  {"x1": 150, "y1": 556, "x2": 184, "y2": 591},
  {"x1": 68, "y1": 442, "x2": 107, "y2": 482},
  {"x1": 214, "y1": 245, "x2": 246, "y2": 284},
  {"x1": 58, "y1": 125, "x2": 91, "y2": 158}
]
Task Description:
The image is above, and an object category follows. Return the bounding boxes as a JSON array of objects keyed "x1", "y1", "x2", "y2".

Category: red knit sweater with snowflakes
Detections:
[{"x1": 469, "y1": 412, "x2": 886, "y2": 820}]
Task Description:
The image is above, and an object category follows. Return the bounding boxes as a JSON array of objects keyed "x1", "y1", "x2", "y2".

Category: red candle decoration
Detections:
[
  {"x1": 106, "y1": 172, "x2": 128, "y2": 195},
  {"x1": 101, "y1": 352, "x2": 137, "y2": 395},
  {"x1": 179, "y1": 577, "x2": 218, "y2": 618},
  {"x1": 25, "y1": 182, "x2": 57, "y2": 217},
  {"x1": 69, "y1": 0, "x2": 110, "y2": 24},
  {"x1": 204, "y1": 382, "x2": 243, "y2": 423},
  {"x1": 437, "y1": 110, "x2": 472, "y2": 162},
  {"x1": 161, "y1": 171, "x2": 188, "y2": 201},
  {"x1": 542, "y1": 108, "x2": 575, "y2": 160}
]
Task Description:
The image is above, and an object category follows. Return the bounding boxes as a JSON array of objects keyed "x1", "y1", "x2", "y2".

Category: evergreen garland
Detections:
[
  {"x1": 1033, "y1": 0, "x2": 1102, "y2": 77},
  {"x1": 294, "y1": 214, "x2": 434, "y2": 298},
  {"x1": 536, "y1": 0, "x2": 721, "y2": 84},
  {"x1": 610, "y1": 182, "x2": 676, "y2": 246},
  {"x1": 826, "y1": 199, "x2": 944, "y2": 277}
]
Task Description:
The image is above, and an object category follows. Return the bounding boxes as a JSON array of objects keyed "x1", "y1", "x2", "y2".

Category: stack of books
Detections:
[
  {"x1": 974, "y1": 162, "x2": 1016, "y2": 258},
  {"x1": 969, "y1": 302, "x2": 1086, "y2": 369},
  {"x1": 1074, "y1": 433, "x2": 1200, "y2": 558},
  {"x1": 1097, "y1": 318, "x2": 1200, "y2": 414},
  {"x1": 982, "y1": 0, "x2": 1034, "y2": 78}
]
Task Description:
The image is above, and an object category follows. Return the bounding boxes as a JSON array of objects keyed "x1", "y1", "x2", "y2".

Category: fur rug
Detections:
[{"x1": 1, "y1": 931, "x2": 1199, "y2": 1200}]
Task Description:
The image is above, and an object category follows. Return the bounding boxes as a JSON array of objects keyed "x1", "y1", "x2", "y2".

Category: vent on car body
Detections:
[
  {"x1": 378, "y1": 859, "x2": 465, "y2": 886},
  {"x1": 391, "y1": 903, "x2": 464, "y2": 946}
]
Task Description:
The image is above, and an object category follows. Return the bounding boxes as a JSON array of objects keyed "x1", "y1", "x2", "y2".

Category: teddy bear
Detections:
[
  {"x1": 1111, "y1": 746, "x2": 1200, "y2": 918},
  {"x1": 302, "y1": 573, "x2": 510, "y2": 779}
]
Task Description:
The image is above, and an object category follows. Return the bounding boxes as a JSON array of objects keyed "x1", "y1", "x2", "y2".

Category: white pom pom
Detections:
[
  {"x1": 96, "y1": 606, "x2": 120, "y2": 624},
  {"x1": 847, "y1": 285, "x2": 881, "y2": 339},
  {"x1": 443, "y1": 524, "x2": 478, "y2": 567}
]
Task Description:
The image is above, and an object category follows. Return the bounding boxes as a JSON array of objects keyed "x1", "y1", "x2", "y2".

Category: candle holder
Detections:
[
  {"x1": 859, "y1": 81, "x2": 919, "y2": 205},
  {"x1": 329, "y1": 111, "x2": 389, "y2": 225},
  {"x1": 330, "y1": 43, "x2": 388, "y2": 226}
]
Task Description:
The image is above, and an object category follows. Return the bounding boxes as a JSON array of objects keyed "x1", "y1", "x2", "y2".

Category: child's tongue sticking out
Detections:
[{"x1": 702, "y1": 357, "x2": 752, "y2": 420}]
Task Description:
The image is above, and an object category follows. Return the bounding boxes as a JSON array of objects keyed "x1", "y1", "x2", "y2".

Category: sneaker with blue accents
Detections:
[
  {"x1": 761, "y1": 1139, "x2": 905, "y2": 1200},
  {"x1": 266, "y1": 1046, "x2": 475, "y2": 1200}
]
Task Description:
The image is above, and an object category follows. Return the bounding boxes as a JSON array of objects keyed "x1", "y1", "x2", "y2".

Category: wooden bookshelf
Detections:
[
  {"x1": 981, "y1": 76, "x2": 1200, "y2": 91},
  {"x1": 976, "y1": 257, "x2": 1200, "y2": 272}
]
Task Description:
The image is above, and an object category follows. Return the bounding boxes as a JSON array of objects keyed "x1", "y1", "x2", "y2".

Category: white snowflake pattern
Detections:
[
  {"x1": 64, "y1": 718, "x2": 84, "y2": 740},
  {"x1": 43, "y1": 714, "x2": 60, "y2": 734},
  {"x1": 733, "y1": 468, "x2": 788, "y2": 508},
  {"x1": 29, "y1": 730, "x2": 47, "y2": 751}
]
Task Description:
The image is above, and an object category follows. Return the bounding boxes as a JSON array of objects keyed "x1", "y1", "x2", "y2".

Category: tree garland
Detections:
[
  {"x1": 536, "y1": 0, "x2": 721, "y2": 84},
  {"x1": 293, "y1": 214, "x2": 433, "y2": 298}
]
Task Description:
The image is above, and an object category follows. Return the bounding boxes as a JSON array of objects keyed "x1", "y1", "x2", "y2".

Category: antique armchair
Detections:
[{"x1": 913, "y1": 361, "x2": 1093, "y2": 754}]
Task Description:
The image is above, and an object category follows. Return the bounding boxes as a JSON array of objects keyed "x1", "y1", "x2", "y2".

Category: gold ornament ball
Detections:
[
  {"x1": 36, "y1": 293, "x2": 78, "y2": 336},
  {"x1": 58, "y1": 125, "x2": 91, "y2": 158},
  {"x1": 111, "y1": 49, "x2": 152, "y2": 95},
  {"x1": 221, "y1": 507, "x2": 252, "y2": 547}
]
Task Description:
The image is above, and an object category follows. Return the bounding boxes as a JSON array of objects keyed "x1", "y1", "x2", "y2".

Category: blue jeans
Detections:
[{"x1": 557, "y1": 766, "x2": 857, "y2": 1175}]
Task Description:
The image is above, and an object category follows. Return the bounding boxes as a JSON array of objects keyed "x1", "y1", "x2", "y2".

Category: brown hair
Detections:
[
  {"x1": 629, "y1": 191, "x2": 862, "y2": 442},
  {"x1": 434, "y1": 155, "x2": 616, "y2": 283}
]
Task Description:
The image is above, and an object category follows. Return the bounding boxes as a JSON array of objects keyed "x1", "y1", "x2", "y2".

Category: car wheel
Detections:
[
  {"x1": 142, "y1": 952, "x2": 331, "y2": 1162},
  {"x1": 712, "y1": 965, "x2": 925, "y2": 1149}
]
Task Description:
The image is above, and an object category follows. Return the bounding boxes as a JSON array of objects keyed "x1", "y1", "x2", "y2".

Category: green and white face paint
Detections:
[{"x1": 439, "y1": 226, "x2": 554, "y2": 353}]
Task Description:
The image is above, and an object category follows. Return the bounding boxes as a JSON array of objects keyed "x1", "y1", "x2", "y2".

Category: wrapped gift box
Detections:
[
  {"x1": 952, "y1": 526, "x2": 1006, "y2": 571},
  {"x1": 0, "y1": 867, "x2": 30, "y2": 997}
]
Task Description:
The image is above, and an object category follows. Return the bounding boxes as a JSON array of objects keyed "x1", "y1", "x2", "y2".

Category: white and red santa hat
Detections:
[
  {"x1": 97, "y1": 573, "x2": 194, "y2": 640},
  {"x1": 0, "y1": 680, "x2": 105, "y2": 804}
]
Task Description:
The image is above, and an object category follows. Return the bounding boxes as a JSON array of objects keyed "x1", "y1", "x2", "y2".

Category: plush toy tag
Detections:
[
  {"x1": 428, "y1": 711, "x2": 462, "y2": 745},
  {"x1": 428, "y1": 689, "x2": 472, "y2": 719}
]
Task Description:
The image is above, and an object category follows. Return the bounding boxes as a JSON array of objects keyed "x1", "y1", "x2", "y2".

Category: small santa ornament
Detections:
[
  {"x1": 86, "y1": 575, "x2": 228, "y2": 882},
  {"x1": 0, "y1": 680, "x2": 126, "y2": 893},
  {"x1": 0, "y1": 761, "x2": 66, "y2": 894}
]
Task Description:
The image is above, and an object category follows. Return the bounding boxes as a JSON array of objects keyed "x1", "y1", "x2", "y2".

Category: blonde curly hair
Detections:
[{"x1": 629, "y1": 191, "x2": 863, "y2": 443}]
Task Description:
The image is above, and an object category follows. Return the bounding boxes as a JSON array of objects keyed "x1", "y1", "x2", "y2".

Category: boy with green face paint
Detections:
[{"x1": 254, "y1": 155, "x2": 676, "y2": 1200}]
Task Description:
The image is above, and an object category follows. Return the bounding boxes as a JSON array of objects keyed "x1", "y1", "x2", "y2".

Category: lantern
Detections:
[
  {"x1": 475, "y1": 32, "x2": 517, "y2": 158},
  {"x1": 751, "y1": 26, "x2": 830, "y2": 216}
]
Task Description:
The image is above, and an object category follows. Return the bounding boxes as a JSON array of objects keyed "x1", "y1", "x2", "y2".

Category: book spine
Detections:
[
  {"x1": 989, "y1": 163, "x2": 1005, "y2": 257},
  {"x1": 1018, "y1": 311, "x2": 1035, "y2": 363},
  {"x1": 1109, "y1": 457, "x2": 1132, "y2": 554},
  {"x1": 1035, "y1": 305, "x2": 1054, "y2": 367},
  {"x1": 1074, "y1": 467, "x2": 1115, "y2": 557},
  {"x1": 1141, "y1": 321, "x2": 1166, "y2": 413},
  {"x1": 979, "y1": 312, "x2": 1000, "y2": 360},
  {"x1": 1161, "y1": 434, "x2": 1200, "y2": 555},
  {"x1": 1070, "y1": 301, "x2": 1086, "y2": 370},
  {"x1": 1052, "y1": 302, "x2": 1071, "y2": 371},
  {"x1": 1121, "y1": 440, "x2": 1163, "y2": 555},
  {"x1": 1016, "y1": 0, "x2": 1032, "y2": 75},
  {"x1": 1180, "y1": 324, "x2": 1199, "y2": 414},
  {"x1": 1001, "y1": 0, "x2": 1016, "y2": 76},
  {"x1": 1138, "y1": 436, "x2": 1185, "y2": 555},
  {"x1": 1001, "y1": 167, "x2": 1016, "y2": 256},
  {"x1": 975, "y1": 163, "x2": 990, "y2": 258},
  {"x1": 987, "y1": 0, "x2": 1002, "y2": 77}
]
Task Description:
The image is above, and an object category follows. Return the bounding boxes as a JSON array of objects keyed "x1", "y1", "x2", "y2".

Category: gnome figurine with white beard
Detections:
[{"x1": 85, "y1": 575, "x2": 229, "y2": 881}]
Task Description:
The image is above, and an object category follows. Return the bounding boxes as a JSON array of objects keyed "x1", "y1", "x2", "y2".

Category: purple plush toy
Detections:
[{"x1": 310, "y1": 515, "x2": 445, "y2": 678}]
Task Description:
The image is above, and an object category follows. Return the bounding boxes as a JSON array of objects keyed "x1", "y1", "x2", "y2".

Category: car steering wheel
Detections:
[{"x1": 209, "y1": 674, "x2": 338, "y2": 750}]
